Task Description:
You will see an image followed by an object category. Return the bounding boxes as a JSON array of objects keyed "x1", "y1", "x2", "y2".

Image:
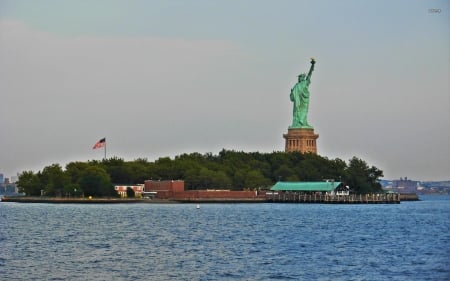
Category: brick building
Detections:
[
  {"x1": 143, "y1": 180, "x2": 264, "y2": 201},
  {"x1": 114, "y1": 185, "x2": 144, "y2": 198}
]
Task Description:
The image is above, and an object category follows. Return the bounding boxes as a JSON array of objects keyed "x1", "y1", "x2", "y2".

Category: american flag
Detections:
[{"x1": 93, "y1": 138, "x2": 106, "y2": 149}]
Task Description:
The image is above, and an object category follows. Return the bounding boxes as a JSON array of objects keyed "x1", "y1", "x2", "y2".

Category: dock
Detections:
[
  {"x1": 2, "y1": 193, "x2": 411, "y2": 204},
  {"x1": 398, "y1": 193, "x2": 420, "y2": 201},
  {"x1": 266, "y1": 193, "x2": 400, "y2": 204}
]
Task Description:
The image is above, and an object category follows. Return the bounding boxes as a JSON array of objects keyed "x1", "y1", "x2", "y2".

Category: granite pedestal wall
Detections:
[{"x1": 283, "y1": 128, "x2": 319, "y2": 154}]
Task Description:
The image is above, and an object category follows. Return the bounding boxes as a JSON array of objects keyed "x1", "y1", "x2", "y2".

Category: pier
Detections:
[
  {"x1": 2, "y1": 193, "x2": 408, "y2": 204},
  {"x1": 266, "y1": 193, "x2": 400, "y2": 204}
]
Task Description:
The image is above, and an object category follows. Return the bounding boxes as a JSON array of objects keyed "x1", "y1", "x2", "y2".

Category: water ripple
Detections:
[{"x1": 0, "y1": 196, "x2": 449, "y2": 280}]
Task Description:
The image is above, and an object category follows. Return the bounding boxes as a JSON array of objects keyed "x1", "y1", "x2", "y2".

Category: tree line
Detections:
[{"x1": 17, "y1": 149, "x2": 384, "y2": 197}]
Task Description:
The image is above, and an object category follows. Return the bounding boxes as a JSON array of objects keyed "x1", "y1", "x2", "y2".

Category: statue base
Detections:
[{"x1": 283, "y1": 128, "x2": 319, "y2": 154}]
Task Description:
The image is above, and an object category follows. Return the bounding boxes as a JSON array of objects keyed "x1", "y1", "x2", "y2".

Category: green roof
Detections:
[{"x1": 271, "y1": 181, "x2": 341, "y2": 192}]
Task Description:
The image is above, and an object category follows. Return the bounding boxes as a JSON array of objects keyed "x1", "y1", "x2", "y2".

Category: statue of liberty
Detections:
[{"x1": 290, "y1": 58, "x2": 315, "y2": 129}]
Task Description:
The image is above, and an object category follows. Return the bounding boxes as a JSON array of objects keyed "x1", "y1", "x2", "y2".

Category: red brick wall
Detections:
[
  {"x1": 170, "y1": 190, "x2": 260, "y2": 200},
  {"x1": 144, "y1": 180, "x2": 185, "y2": 192},
  {"x1": 154, "y1": 191, "x2": 173, "y2": 199},
  {"x1": 171, "y1": 181, "x2": 184, "y2": 192},
  {"x1": 144, "y1": 180, "x2": 269, "y2": 200}
]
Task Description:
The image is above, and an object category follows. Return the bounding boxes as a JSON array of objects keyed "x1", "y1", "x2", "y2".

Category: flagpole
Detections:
[{"x1": 104, "y1": 138, "x2": 107, "y2": 160}]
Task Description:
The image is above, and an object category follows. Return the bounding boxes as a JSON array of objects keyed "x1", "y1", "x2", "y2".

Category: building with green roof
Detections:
[{"x1": 271, "y1": 181, "x2": 347, "y2": 195}]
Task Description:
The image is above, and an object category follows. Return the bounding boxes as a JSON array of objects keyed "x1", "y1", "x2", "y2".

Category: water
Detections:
[{"x1": 0, "y1": 196, "x2": 449, "y2": 280}]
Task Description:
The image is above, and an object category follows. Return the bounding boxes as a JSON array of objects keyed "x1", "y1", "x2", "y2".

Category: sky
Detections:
[{"x1": 0, "y1": 0, "x2": 448, "y2": 181}]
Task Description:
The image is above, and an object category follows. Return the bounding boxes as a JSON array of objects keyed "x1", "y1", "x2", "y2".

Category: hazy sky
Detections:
[{"x1": 0, "y1": 0, "x2": 448, "y2": 181}]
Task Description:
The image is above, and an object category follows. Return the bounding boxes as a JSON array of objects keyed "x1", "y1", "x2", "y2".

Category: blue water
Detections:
[{"x1": 0, "y1": 196, "x2": 449, "y2": 280}]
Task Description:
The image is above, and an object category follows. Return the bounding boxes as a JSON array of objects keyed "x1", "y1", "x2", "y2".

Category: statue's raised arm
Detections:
[{"x1": 307, "y1": 58, "x2": 315, "y2": 81}]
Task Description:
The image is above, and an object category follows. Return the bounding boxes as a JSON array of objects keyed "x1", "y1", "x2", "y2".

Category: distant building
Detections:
[
  {"x1": 10, "y1": 175, "x2": 18, "y2": 183},
  {"x1": 392, "y1": 177, "x2": 419, "y2": 192},
  {"x1": 0, "y1": 182, "x2": 18, "y2": 195},
  {"x1": 0, "y1": 173, "x2": 3, "y2": 184}
]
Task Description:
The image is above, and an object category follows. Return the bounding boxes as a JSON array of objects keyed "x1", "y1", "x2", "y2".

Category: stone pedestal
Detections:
[{"x1": 283, "y1": 128, "x2": 319, "y2": 154}]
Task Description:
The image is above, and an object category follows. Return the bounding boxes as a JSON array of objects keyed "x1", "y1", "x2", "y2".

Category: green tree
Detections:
[
  {"x1": 64, "y1": 183, "x2": 82, "y2": 197},
  {"x1": 154, "y1": 157, "x2": 183, "y2": 179},
  {"x1": 183, "y1": 168, "x2": 201, "y2": 190},
  {"x1": 102, "y1": 157, "x2": 133, "y2": 184},
  {"x1": 297, "y1": 155, "x2": 325, "y2": 181},
  {"x1": 197, "y1": 167, "x2": 215, "y2": 189},
  {"x1": 328, "y1": 158, "x2": 347, "y2": 180},
  {"x1": 232, "y1": 170, "x2": 247, "y2": 190},
  {"x1": 345, "y1": 157, "x2": 383, "y2": 194},
  {"x1": 210, "y1": 170, "x2": 232, "y2": 189},
  {"x1": 244, "y1": 170, "x2": 270, "y2": 189},
  {"x1": 248, "y1": 159, "x2": 271, "y2": 179},
  {"x1": 128, "y1": 159, "x2": 152, "y2": 184},
  {"x1": 15, "y1": 150, "x2": 384, "y2": 196},
  {"x1": 40, "y1": 164, "x2": 70, "y2": 197},
  {"x1": 274, "y1": 164, "x2": 296, "y2": 181},
  {"x1": 78, "y1": 166, "x2": 115, "y2": 197},
  {"x1": 66, "y1": 162, "x2": 90, "y2": 183},
  {"x1": 17, "y1": 171, "x2": 42, "y2": 196}
]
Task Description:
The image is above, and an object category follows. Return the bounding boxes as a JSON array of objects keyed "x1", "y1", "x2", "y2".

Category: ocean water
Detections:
[{"x1": 0, "y1": 196, "x2": 449, "y2": 281}]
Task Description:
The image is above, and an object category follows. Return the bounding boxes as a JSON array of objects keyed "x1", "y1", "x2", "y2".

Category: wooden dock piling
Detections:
[{"x1": 266, "y1": 193, "x2": 400, "y2": 204}]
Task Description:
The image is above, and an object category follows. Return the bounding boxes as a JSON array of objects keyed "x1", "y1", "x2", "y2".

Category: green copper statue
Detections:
[{"x1": 290, "y1": 58, "x2": 316, "y2": 129}]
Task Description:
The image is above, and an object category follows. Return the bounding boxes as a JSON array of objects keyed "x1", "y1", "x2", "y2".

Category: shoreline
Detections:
[
  {"x1": 1, "y1": 193, "x2": 419, "y2": 204},
  {"x1": 0, "y1": 196, "x2": 174, "y2": 204},
  {"x1": 0, "y1": 196, "x2": 267, "y2": 204}
]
